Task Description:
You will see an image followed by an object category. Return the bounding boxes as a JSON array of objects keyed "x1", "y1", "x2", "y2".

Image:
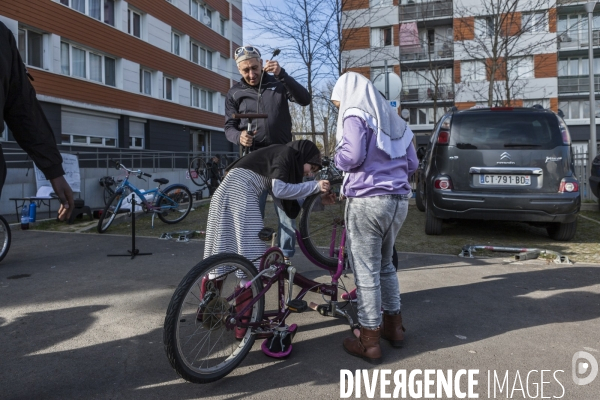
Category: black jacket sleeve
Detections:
[
  {"x1": 274, "y1": 68, "x2": 311, "y2": 106},
  {"x1": 224, "y1": 88, "x2": 242, "y2": 145},
  {"x1": 0, "y1": 22, "x2": 64, "y2": 180}
]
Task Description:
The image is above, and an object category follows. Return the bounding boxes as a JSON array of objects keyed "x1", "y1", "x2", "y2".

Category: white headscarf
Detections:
[{"x1": 331, "y1": 72, "x2": 413, "y2": 159}]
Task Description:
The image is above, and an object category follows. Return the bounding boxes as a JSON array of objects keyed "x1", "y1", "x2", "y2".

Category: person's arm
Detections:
[
  {"x1": 272, "y1": 179, "x2": 320, "y2": 200},
  {"x1": 334, "y1": 117, "x2": 368, "y2": 172},
  {"x1": 274, "y1": 68, "x2": 311, "y2": 106},
  {"x1": 224, "y1": 90, "x2": 243, "y2": 145},
  {"x1": 1, "y1": 24, "x2": 73, "y2": 220},
  {"x1": 406, "y1": 141, "x2": 418, "y2": 177}
]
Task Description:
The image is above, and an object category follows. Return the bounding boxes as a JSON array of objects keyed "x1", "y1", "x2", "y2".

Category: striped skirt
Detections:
[{"x1": 203, "y1": 168, "x2": 270, "y2": 278}]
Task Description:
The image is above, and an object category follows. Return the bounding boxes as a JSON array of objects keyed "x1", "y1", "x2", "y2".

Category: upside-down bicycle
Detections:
[{"x1": 163, "y1": 162, "x2": 347, "y2": 383}]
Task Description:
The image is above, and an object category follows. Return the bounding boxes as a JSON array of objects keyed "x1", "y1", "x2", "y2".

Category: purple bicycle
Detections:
[{"x1": 163, "y1": 174, "x2": 351, "y2": 384}]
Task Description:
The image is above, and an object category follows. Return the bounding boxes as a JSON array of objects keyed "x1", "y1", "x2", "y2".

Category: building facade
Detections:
[
  {"x1": 0, "y1": 0, "x2": 243, "y2": 156},
  {"x1": 341, "y1": 0, "x2": 600, "y2": 152}
]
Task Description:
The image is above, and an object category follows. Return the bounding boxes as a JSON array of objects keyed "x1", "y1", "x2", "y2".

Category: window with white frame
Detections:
[
  {"x1": 190, "y1": 0, "x2": 212, "y2": 27},
  {"x1": 370, "y1": 0, "x2": 393, "y2": 7},
  {"x1": 129, "y1": 120, "x2": 145, "y2": 148},
  {"x1": 61, "y1": 42, "x2": 116, "y2": 86},
  {"x1": 140, "y1": 69, "x2": 153, "y2": 95},
  {"x1": 558, "y1": 57, "x2": 600, "y2": 76},
  {"x1": 172, "y1": 32, "x2": 181, "y2": 56},
  {"x1": 163, "y1": 76, "x2": 173, "y2": 100},
  {"x1": 475, "y1": 17, "x2": 495, "y2": 38},
  {"x1": 191, "y1": 85, "x2": 213, "y2": 112},
  {"x1": 220, "y1": 19, "x2": 226, "y2": 36},
  {"x1": 371, "y1": 26, "x2": 393, "y2": 47},
  {"x1": 61, "y1": 109, "x2": 118, "y2": 147},
  {"x1": 462, "y1": 60, "x2": 486, "y2": 81},
  {"x1": 190, "y1": 42, "x2": 213, "y2": 69},
  {"x1": 507, "y1": 57, "x2": 534, "y2": 81},
  {"x1": 522, "y1": 12, "x2": 547, "y2": 33},
  {"x1": 59, "y1": 0, "x2": 115, "y2": 26},
  {"x1": 18, "y1": 28, "x2": 44, "y2": 68},
  {"x1": 523, "y1": 99, "x2": 550, "y2": 109},
  {"x1": 558, "y1": 13, "x2": 600, "y2": 43},
  {"x1": 128, "y1": 8, "x2": 142, "y2": 38},
  {"x1": 558, "y1": 100, "x2": 600, "y2": 119}
]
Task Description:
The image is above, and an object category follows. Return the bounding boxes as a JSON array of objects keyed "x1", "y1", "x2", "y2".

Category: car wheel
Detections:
[
  {"x1": 415, "y1": 182, "x2": 425, "y2": 212},
  {"x1": 425, "y1": 203, "x2": 442, "y2": 235},
  {"x1": 546, "y1": 219, "x2": 577, "y2": 241}
]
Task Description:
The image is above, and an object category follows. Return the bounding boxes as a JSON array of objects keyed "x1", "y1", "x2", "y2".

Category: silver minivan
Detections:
[{"x1": 415, "y1": 107, "x2": 580, "y2": 241}]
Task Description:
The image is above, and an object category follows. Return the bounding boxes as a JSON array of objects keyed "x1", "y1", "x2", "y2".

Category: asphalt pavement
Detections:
[{"x1": 0, "y1": 230, "x2": 599, "y2": 399}]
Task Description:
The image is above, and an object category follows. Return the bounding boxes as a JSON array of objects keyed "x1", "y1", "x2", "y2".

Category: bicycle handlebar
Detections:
[
  {"x1": 231, "y1": 113, "x2": 268, "y2": 119},
  {"x1": 109, "y1": 159, "x2": 152, "y2": 178}
]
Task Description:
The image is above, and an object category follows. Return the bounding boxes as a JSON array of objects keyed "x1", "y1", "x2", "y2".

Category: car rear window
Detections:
[{"x1": 450, "y1": 111, "x2": 563, "y2": 150}]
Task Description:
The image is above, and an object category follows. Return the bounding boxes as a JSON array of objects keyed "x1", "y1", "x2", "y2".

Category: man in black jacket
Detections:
[
  {"x1": 0, "y1": 22, "x2": 74, "y2": 220},
  {"x1": 225, "y1": 46, "x2": 311, "y2": 262}
]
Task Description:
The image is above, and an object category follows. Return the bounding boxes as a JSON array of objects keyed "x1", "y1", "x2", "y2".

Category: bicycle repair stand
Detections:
[{"x1": 108, "y1": 194, "x2": 152, "y2": 259}]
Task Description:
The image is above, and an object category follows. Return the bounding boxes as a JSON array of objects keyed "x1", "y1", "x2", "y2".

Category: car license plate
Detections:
[{"x1": 479, "y1": 175, "x2": 530, "y2": 185}]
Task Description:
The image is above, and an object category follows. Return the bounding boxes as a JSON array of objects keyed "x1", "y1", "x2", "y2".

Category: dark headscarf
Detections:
[{"x1": 226, "y1": 140, "x2": 322, "y2": 218}]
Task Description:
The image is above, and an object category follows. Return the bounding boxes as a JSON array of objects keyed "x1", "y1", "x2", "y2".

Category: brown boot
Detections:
[
  {"x1": 381, "y1": 312, "x2": 405, "y2": 348},
  {"x1": 343, "y1": 326, "x2": 382, "y2": 364}
]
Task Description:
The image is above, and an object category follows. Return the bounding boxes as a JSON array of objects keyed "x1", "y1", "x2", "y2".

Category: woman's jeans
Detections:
[
  {"x1": 345, "y1": 195, "x2": 409, "y2": 329},
  {"x1": 259, "y1": 190, "x2": 296, "y2": 258}
]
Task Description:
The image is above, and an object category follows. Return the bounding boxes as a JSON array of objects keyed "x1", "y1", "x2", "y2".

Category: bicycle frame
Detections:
[{"x1": 113, "y1": 167, "x2": 179, "y2": 213}]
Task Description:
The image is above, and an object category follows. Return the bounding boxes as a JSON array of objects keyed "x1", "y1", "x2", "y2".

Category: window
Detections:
[
  {"x1": 462, "y1": 60, "x2": 486, "y2": 81},
  {"x1": 191, "y1": 1, "x2": 212, "y2": 27},
  {"x1": 191, "y1": 42, "x2": 212, "y2": 69},
  {"x1": 191, "y1": 86, "x2": 213, "y2": 111},
  {"x1": 522, "y1": 12, "x2": 547, "y2": 33},
  {"x1": 475, "y1": 17, "x2": 495, "y2": 38},
  {"x1": 128, "y1": 9, "x2": 142, "y2": 38},
  {"x1": 371, "y1": 26, "x2": 393, "y2": 47},
  {"x1": 220, "y1": 19, "x2": 226, "y2": 36},
  {"x1": 129, "y1": 120, "x2": 145, "y2": 148},
  {"x1": 559, "y1": 100, "x2": 600, "y2": 119},
  {"x1": 172, "y1": 32, "x2": 181, "y2": 56},
  {"x1": 61, "y1": 42, "x2": 116, "y2": 86},
  {"x1": 61, "y1": 109, "x2": 118, "y2": 147},
  {"x1": 18, "y1": 28, "x2": 43, "y2": 68},
  {"x1": 559, "y1": 56, "x2": 600, "y2": 76},
  {"x1": 507, "y1": 57, "x2": 534, "y2": 81},
  {"x1": 59, "y1": 0, "x2": 115, "y2": 26},
  {"x1": 371, "y1": 0, "x2": 393, "y2": 6},
  {"x1": 164, "y1": 77, "x2": 173, "y2": 100},
  {"x1": 140, "y1": 69, "x2": 152, "y2": 95}
]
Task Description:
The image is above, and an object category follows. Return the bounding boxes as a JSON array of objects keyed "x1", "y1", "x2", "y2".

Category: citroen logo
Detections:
[{"x1": 500, "y1": 152, "x2": 511, "y2": 160}]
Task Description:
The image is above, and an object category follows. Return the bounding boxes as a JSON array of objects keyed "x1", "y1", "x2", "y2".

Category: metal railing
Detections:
[
  {"x1": 399, "y1": 0, "x2": 453, "y2": 22},
  {"x1": 1, "y1": 143, "x2": 239, "y2": 172},
  {"x1": 558, "y1": 30, "x2": 600, "y2": 50},
  {"x1": 400, "y1": 43, "x2": 453, "y2": 61},
  {"x1": 573, "y1": 146, "x2": 598, "y2": 201},
  {"x1": 401, "y1": 84, "x2": 455, "y2": 102},
  {"x1": 557, "y1": 75, "x2": 600, "y2": 94}
]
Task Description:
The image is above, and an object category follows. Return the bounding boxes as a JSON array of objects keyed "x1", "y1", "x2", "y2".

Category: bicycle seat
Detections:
[
  {"x1": 258, "y1": 227, "x2": 275, "y2": 242},
  {"x1": 154, "y1": 178, "x2": 169, "y2": 185}
]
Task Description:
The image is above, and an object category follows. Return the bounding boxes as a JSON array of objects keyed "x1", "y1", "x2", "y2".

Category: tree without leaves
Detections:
[{"x1": 454, "y1": 0, "x2": 557, "y2": 106}]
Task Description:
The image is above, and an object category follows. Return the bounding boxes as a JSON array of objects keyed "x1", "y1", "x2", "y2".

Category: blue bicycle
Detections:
[{"x1": 97, "y1": 161, "x2": 193, "y2": 233}]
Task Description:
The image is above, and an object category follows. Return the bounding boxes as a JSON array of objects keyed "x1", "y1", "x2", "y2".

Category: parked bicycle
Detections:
[
  {"x1": 0, "y1": 215, "x2": 11, "y2": 263},
  {"x1": 99, "y1": 176, "x2": 117, "y2": 206},
  {"x1": 187, "y1": 154, "x2": 232, "y2": 189},
  {"x1": 163, "y1": 159, "x2": 349, "y2": 383},
  {"x1": 97, "y1": 161, "x2": 193, "y2": 233}
]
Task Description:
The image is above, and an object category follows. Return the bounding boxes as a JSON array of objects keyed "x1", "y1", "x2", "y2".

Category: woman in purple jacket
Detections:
[{"x1": 331, "y1": 72, "x2": 418, "y2": 364}]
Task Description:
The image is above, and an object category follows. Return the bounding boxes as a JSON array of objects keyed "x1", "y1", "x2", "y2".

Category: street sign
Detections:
[{"x1": 390, "y1": 101, "x2": 398, "y2": 107}]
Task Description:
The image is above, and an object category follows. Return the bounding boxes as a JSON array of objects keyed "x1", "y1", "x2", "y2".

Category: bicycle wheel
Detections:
[
  {"x1": 298, "y1": 178, "x2": 344, "y2": 268},
  {"x1": 163, "y1": 253, "x2": 265, "y2": 384},
  {"x1": 0, "y1": 215, "x2": 12, "y2": 263},
  {"x1": 189, "y1": 157, "x2": 209, "y2": 188},
  {"x1": 103, "y1": 185, "x2": 115, "y2": 206},
  {"x1": 156, "y1": 184, "x2": 193, "y2": 224},
  {"x1": 97, "y1": 191, "x2": 126, "y2": 233}
]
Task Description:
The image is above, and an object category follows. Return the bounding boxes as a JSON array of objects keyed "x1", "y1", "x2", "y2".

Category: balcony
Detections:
[
  {"x1": 400, "y1": 42, "x2": 453, "y2": 61},
  {"x1": 401, "y1": 84, "x2": 454, "y2": 102},
  {"x1": 558, "y1": 75, "x2": 600, "y2": 94},
  {"x1": 399, "y1": 0, "x2": 453, "y2": 22},
  {"x1": 558, "y1": 30, "x2": 600, "y2": 50}
]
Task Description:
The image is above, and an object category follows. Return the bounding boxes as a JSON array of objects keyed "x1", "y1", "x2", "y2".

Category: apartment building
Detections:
[
  {"x1": 341, "y1": 0, "x2": 600, "y2": 151},
  {"x1": 0, "y1": 0, "x2": 243, "y2": 155}
]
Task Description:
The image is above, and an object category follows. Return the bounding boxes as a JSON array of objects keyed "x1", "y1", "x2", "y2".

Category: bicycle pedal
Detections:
[{"x1": 287, "y1": 299, "x2": 308, "y2": 313}]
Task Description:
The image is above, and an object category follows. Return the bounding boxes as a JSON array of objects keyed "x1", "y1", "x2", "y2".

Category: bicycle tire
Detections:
[
  {"x1": 97, "y1": 191, "x2": 126, "y2": 233},
  {"x1": 163, "y1": 253, "x2": 265, "y2": 384},
  {"x1": 103, "y1": 185, "x2": 115, "y2": 206},
  {"x1": 188, "y1": 157, "x2": 209, "y2": 188},
  {"x1": 298, "y1": 178, "x2": 344, "y2": 268},
  {"x1": 0, "y1": 215, "x2": 12, "y2": 263},
  {"x1": 155, "y1": 184, "x2": 193, "y2": 224}
]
